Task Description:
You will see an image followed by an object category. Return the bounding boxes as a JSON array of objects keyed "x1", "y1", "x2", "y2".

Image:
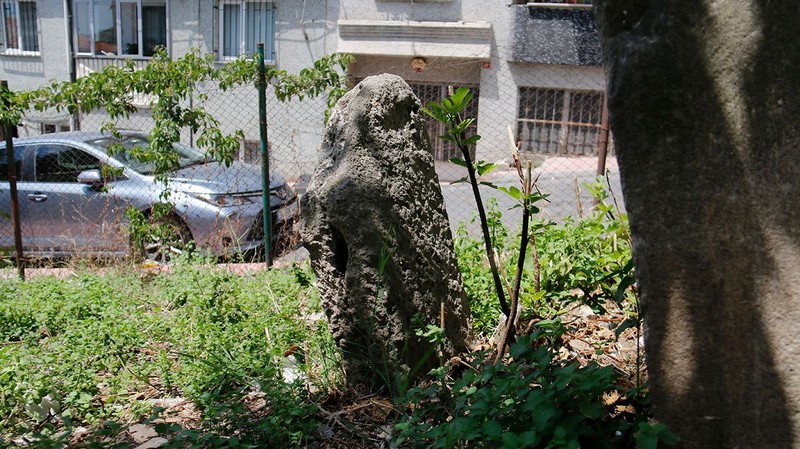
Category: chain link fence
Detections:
[
  {"x1": 347, "y1": 55, "x2": 621, "y2": 239},
  {"x1": 1, "y1": 48, "x2": 621, "y2": 263}
]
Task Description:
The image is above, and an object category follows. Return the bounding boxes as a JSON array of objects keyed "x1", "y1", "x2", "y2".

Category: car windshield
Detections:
[{"x1": 87, "y1": 135, "x2": 208, "y2": 175}]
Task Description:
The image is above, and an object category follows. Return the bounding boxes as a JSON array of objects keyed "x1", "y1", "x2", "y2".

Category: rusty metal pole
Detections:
[
  {"x1": 595, "y1": 93, "x2": 610, "y2": 177},
  {"x1": 1, "y1": 80, "x2": 25, "y2": 280},
  {"x1": 592, "y1": 94, "x2": 611, "y2": 209}
]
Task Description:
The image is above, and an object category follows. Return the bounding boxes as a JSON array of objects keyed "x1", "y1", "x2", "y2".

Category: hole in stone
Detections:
[{"x1": 331, "y1": 227, "x2": 349, "y2": 274}]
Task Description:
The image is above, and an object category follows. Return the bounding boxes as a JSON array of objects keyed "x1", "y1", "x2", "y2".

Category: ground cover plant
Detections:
[
  {"x1": 0, "y1": 191, "x2": 675, "y2": 447},
  {"x1": 0, "y1": 261, "x2": 336, "y2": 447}
]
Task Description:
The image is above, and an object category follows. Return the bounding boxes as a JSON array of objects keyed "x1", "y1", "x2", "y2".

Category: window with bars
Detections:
[
  {"x1": 219, "y1": 0, "x2": 275, "y2": 62},
  {"x1": 73, "y1": 0, "x2": 167, "y2": 57},
  {"x1": 0, "y1": 0, "x2": 38, "y2": 54},
  {"x1": 408, "y1": 82, "x2": 479, "y2": 161},
  {"x1": 516, "y1": 87, "x2": 604, "y2": 155}
]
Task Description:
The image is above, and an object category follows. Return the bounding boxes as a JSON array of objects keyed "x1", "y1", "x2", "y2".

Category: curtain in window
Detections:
[
  {"x1": 222, "y1": 3, "x2": 240, "y2": 57},
  {"x1": 142, "y1": 4, "x2": 166, "y2": 56},
  {"x1": 18, "y1": 1, "x2": 35, "y2": 51},
  {"x1": 245, "y1": 1, "x2": 269, "y2": 57},
  {"x1": 2, "y1": 1, "x2": 19, "y2": 50},
  {"x1": 1, "y1": 1, "x2": 37, "y2": 52},
  {"x1": 222, "y1": 1, "x2": 273, "y2": 59},
  {"x1": 120, "y1": 2, "x2": 138, "y2": 55}
]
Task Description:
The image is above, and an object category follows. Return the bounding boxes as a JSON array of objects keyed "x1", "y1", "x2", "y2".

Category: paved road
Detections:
[{"x1": 438, "y1": 157, "x2": 624, "y2": 237}]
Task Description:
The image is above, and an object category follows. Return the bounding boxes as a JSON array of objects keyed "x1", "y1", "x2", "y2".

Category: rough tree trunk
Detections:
[{"x1": 596, "y1": 1, "x2": 800, "y2": 447}]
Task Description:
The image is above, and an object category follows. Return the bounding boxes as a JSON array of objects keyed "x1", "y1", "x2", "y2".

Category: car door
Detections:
[
  {"x1": 0, "y1": 144, "x2": 35, "y2": 253},
  {"x1": 24, "y1": 143, "x2": 132, "y2": 254}
]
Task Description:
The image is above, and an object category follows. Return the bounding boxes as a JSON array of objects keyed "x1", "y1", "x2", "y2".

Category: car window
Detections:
[
  {"x1": 0, "y1": 146, "x2": 27, "y2": 182},
  {"x1": 87, "y1": 135, "x2": 207, "y2": 175},
  {"x1": 34, "y1": 144, "x2": 102, "y2": 183}
]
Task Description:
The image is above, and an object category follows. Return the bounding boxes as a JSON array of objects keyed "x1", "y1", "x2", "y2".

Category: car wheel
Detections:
[{"x1": 140, "y1": 217, "x2": 193, "y2": 264}]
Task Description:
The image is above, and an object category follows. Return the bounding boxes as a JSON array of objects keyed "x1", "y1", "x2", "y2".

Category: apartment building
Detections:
[{"x1": 0, "y1": 0, "x2": 605, "y2": 175}]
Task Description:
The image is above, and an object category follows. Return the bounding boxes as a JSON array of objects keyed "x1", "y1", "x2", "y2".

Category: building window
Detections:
[
  {"x1": 408, "y1": 82, "x2": 479, "y2": 161},
  {"x1": 219, "y1": 1, "x2": 275, "y2": 61},
  {"x1": 0, "y1": 0, "x2": 38, "y2": 54},
  {"x1": 40, "y1": 123, "x2": 71, "y2": 134},
  {"x1": 516, "y1": 87, "x2": 604, "y2": 155},
  {"x1": 74, "y1": 0, "x2": 167, "y2": 57}
]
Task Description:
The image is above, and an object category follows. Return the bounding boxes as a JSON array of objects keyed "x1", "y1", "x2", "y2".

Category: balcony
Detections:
[
  {"x1": 337, "y1": 20, "x2": 492, "y2": 59},
  {"x1": 74, "y1": 56, "x2": 155, "y2": 107},
  {"x1": 74, "y1": 56, "x2": 151, "y2": 77},
  {"x1": 510, "y1": 3, "x2": 601, "y2": 66}
]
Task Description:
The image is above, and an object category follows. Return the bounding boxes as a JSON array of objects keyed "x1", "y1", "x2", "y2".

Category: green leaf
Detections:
[
  {"x1": 614, "y1": 275, "x2": 637, "y2": 303},
  {"x1": 438, "y1": 134, "x2": 458, "y2": 144},
  {"x1": 422, "y1": 103, "x2": 449, "y2": 123},
  {"x1": 481, "y1": 420, "x2": 502, "y2": 439},
  {"x1": 499, "y1": 186, "x2": 523, "y2": 201},
  {"x1": 462, "y1": 134, "x2": 481, "y2": 146},
  {"x1": 476, "y1": 162, "x2": 499, "y2": 176},
  {"x1": 635, "y1": 423, "x2": 661, "y2": 449},
  {"x1": 449, "y1": 157, "x2": 468, "y2": 167},
  {"x1": 614, "y1": 317, "x2": 640, "y2": 338},
  {"x1": 453, "y1": 118, "x2": 476, "y2": 134},
  {"x1": 449, "y1": 87, "x2": 474, "y2": 114}
]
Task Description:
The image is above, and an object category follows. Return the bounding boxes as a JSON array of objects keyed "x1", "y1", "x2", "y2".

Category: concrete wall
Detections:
[{"x1": 169, "y1": 0, "x2": 213, "y2": 54}]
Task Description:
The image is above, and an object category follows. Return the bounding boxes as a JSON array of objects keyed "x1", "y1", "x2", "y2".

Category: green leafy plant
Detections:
[
  {"x1": 423, "y1": 88, "x2": 511, "y2": 326},
  {"x1": 395, "y1": 331, "x2": 657, "y2": 449},
  {"x1": 0, "y1": 264, "x2": 336, "y2": 446},
  {"x1": 424, "y1": 89, "x2": 549, "y2": 358}
]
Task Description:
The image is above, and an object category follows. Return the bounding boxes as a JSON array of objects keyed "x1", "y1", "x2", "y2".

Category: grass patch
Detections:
[
  {"x1": 0, "y1": 203, "x2": 671, "y2": 448},
  {"x1": 0, "y1": 262, "x2": 336, "y2": 447}
]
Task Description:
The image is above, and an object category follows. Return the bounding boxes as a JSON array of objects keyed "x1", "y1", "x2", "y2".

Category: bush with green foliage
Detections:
[
  {"x1": 395, "y1": 330, "x2": 674, "y2": 449},
  {"x1": 0, "y1": 261, "x2": 334, "y2": 447}
]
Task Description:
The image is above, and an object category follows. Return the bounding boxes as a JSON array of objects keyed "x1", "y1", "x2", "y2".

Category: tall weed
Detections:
[{"x1": 454, "y1": 182, "x2": 634, "y2": 336}]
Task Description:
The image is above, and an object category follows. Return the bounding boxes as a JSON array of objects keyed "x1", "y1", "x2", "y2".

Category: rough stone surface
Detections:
[
  {"x1": 300, "y1": 74, "x2": 470, "y2": 389},
  {"x1": 596, "y1": 1, "x2": 800, "y2": 447}
]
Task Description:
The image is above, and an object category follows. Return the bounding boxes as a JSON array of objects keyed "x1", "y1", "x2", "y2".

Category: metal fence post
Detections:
[
  {"x1": 595, "y1": 94, "x2": 610, "y2": 177},
  {"x1": 256, "y1": 43, "x2": 273, "y2": 267},
  {"x1": 1, "y1": 80, "x2": 25, "y2": 280}
]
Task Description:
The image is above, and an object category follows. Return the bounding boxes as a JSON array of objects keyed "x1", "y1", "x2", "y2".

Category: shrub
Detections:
[{"x1": 395, "y1": 331, "x2": 645, "y2": 449}]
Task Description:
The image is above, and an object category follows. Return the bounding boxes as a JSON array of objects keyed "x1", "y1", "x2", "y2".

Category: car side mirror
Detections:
[{"x1": 77, "y1": 169, "x2": 103, "y2": 186}]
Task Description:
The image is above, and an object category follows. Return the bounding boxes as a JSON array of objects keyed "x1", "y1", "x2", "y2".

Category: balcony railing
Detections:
[{"x1": 74, "y1": 56, "x2": 151, "y2": 78}]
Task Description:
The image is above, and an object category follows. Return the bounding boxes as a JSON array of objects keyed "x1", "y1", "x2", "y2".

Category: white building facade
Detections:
[{"x1": 0, "y1": 0, "x2": 606, "y2": 178}]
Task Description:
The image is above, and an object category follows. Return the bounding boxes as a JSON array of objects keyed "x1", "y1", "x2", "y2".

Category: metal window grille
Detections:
[
  {"x1": 517, "y1": 87, "x2": 604, "y2": 155},
  {"x1": 219, "y1": 1, "x2": 275, "y2": 61},
  {"x1": 1, "y1": 0, "x2": 37, "y2": 52},
  {"x1": 408, "y1": 82, "x2": 479, "y2": 161}
]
